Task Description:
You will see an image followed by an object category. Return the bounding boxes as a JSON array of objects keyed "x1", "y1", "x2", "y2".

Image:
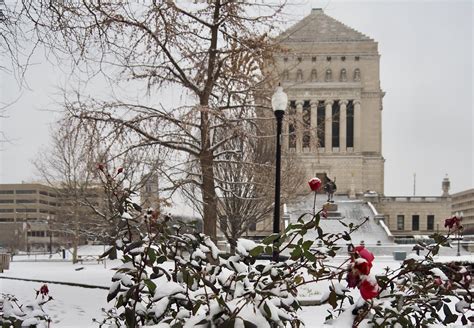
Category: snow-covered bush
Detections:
[
  {"x1": 97, "y1": 171, "x2": 473, "y2": 327},
  {"x1": 0, "y1": 284, "x2": 52, "y2": 327}
]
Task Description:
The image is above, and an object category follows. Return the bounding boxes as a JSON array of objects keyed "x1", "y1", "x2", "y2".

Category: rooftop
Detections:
[{"x1": 278, "y1": 9, "x2": 373, "y2": 43}]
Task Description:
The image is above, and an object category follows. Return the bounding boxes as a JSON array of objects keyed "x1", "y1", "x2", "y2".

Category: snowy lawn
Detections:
[{"x1": 1, "y1": 255, "x2": 472, "y2": 327}]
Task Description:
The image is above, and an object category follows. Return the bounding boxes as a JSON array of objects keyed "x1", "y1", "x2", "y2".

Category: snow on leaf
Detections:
[
  {"x1": 107, "y1": 281, "x2": 121, "y2": 303},
  {"x1": 153, "y1": 282, "x2": 185, "y2": 301},
  {"x1": 430, "y1": 268, "x2": 448, "y2": 281}
]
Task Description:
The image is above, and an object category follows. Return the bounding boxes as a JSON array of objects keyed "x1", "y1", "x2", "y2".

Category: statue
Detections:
[{"x1": 324, "y1": 174, "x2": 337, "y2": 202}]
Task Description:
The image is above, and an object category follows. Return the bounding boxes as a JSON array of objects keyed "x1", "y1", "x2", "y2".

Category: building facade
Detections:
[
  {"x1": 451, "y1": 188, "x2": 474, "y2": 235},
  {"x1": 0, "y1": 183, "x2": 60, "y2": 251},
  {"x1": 273, "y1": 8, "x2": 384, "y2": 196}
]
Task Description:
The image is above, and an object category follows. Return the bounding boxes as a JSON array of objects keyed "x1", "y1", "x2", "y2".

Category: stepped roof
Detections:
[{"x1": 278, "y1": 8, "x2": 373, "y2": 43}]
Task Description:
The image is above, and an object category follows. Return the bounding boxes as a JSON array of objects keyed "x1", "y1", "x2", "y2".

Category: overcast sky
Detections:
[{"x1": 0, "y1": 0, "x2": 472, "y2": 197}]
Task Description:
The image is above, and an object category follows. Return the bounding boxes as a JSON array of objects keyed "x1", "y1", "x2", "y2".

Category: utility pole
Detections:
[{"x1": 413, "y1": 173, "x2": 416, "y2": 196}]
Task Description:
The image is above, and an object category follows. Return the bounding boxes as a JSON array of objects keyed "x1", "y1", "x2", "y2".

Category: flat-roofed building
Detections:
[{"x1": 451, "y1": 188, "x2": 474, "y2": 235}]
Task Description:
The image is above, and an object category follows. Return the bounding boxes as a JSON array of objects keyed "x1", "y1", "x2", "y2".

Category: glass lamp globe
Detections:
[{"x1": 272, "y1": 86, "x2": 288, "y2": 113}]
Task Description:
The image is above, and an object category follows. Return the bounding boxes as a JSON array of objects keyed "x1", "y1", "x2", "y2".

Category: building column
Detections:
[
  {"x1": 325, "y1": 100, "x2": 333, "y2": 152},
  {"x1": 354, "y1": 100, "x2": 361, "y2": 152},
  {"x1": 310, "y1": 100, "x2": 318, "y2": 152},
  {"x1": 339, "y1": 100, "x2": 348, "y2": 152},
  {"x1": 296, "y1": 100, "x2": 303, "y2": 153}
]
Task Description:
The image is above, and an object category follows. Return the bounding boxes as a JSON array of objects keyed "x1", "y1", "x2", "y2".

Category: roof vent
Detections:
[{"x1": 311, "y1": 8, "x2": 323, "y2": 13}]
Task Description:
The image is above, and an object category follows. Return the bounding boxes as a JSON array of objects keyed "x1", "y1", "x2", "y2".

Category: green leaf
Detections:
[
  {"x1": 328, "y1": 290, "x2": 338, "y2": 309},
  {"x1": 443, "y1": 304, "x2": 458, "y2": 324},
  {"x1": 302, "y1": 240, "x2": 313, "y2": 251},
  {"x1": 143, "y1": 279, "x2": 157, "y2": 294},
  {"x1": 304, "y1": 250, "x2": 316, "y2": 262},
  {"x1": 262, "y1": 234, "x2": 279, "y2": 245},
  {"x1": 263, "y1": 302, "x2": 272, "y2": 318},
  {"x1": 125, "y1": 307, "x2": 136, "y2": 327},
  {"x1": 249, "y1": 245, "x2": 264, "y2": 257},
  {"x1": 290, "y1": 247, "x2": 302, "y2": 260}
]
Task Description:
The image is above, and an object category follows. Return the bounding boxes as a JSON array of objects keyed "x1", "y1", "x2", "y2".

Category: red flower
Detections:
[
  {"x1": 354, "y1": 246, "x2": 375, "y2": 263},
  {"x1": 354, "y1": 258, "x2": 372, "y2": 275},
  {"x1": 359, "y1": 278, "x2": 379, "y2": 300},
  {"x1": 434, "y1": 277, "x2": 443, "y2": 286},
  {"x1": 308, "y1": 177, "x2": 322, "y2": 192},
  {"x1": 117, "y1": 167, "x2": 124, "y2": 174},
  {"x1": 444, "y1": 216, "x2": 461, "y2": 229},
  {"x1": 40, "y1": 284, "x2": 49, "y2": 296},
  {"x1": 346, "y1": 271, "x2": 360, "y2": 288}
]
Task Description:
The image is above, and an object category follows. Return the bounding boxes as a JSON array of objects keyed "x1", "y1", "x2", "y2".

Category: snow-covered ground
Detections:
[{"x1": 2, "y1": 253, "x2": 472, "y2": 327}]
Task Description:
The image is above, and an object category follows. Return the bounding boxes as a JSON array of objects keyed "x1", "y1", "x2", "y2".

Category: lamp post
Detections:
[
  {"x1": 457, "y1": 211, "x2": 463, "y2": 256},
  {"x1": 271, "y1": 86, "x2": 288, "y2": 262}
]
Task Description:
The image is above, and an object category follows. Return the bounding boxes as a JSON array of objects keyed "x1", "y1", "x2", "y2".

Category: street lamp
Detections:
[
  {"x1": 457, "y1": 211, "x2": 463, "y2": 256},
  {"x1": 271, "y1": 86, "x2": 288, "y2": 262}
]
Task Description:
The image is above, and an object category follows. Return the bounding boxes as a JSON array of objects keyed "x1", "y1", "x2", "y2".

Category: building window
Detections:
[
  {"x1": 248, "y1": 221, "x2": 257, "y2": 231},
  {"x1": 282, "y1": 69, "x2": 289, "y2": 81},
  {"x1": 297, "y1": 57, "x2": 302, "y2": 63},
  {"x1": 16, "y1": 190, "x2": 36, "y2": 194},
  {"x1": 310, "y1": 69, "x2": 317, "y2": 81},
  {"x1": 326, "y1": 56, "x2": 331, "y2": 62},
  {"x1": 16, "y1": 199, "x2": 37, "y2": 204},
  {"x1": 0, "y1": 190, "x2": 14, "y2": 194},
  {"x1": 340, "y1": 68, "x2": 347, "y2": 82},
  {"x1": 346, "y1": 100, "x2": 354, "y2": 148},
  {"x1": 412, "y1": 215, "x2": 420, "y2": 231},
  {"x1": 427, "y1": 215, "x2": 435, "y2": 231},
  {"x1": 397, "y1": 215, "x2": 405, "y2": 230},
  {"x1": 302, "y1": 100, "x2": 311, "y2": 148},
  {"x1": 0, "y1": 199, "x2": 14, "y2": 203},
  {"x1": 296, "y1": 69, "x2": 303, "y2": 81},
  {"x1": 354, "y1": 68, "x2": 361, "y2": 81},
  {"x1": 317, "y1": 101, "x2": 325, "y2": 148},
  {"x1": 312, "y1": 56, "x2": 317, "y2": 62},
  {"x1": 288, "y1": 101, "x2": 296, "y2": 149},
  {"x1": 0, "y1": 218, "x2": 14, "y2": 222},
  {"x1": 325, "y1": 68, "x2": 332, "y2": 82},
  {"x1": 0, "y1": 209, "x2": 14, "y2": 213},
  {"x1": 332, "y1": 101, "x2": 340, "y2": 148}
]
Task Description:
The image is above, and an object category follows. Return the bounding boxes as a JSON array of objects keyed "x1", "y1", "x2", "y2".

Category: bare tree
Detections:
[
  {"x1": 20, "y1": 1, "x2": 285, "y2": 240},
  {"x1": 34, "y1": 116, "x2": 164, "y2": 262}
]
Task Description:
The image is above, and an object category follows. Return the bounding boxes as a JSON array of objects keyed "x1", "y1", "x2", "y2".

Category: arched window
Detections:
[
  {"x1": 282, "y1": 69, "x2": 289, "y2": 81},
  {"x1": 354, "y1": 68, "x2": 361, "y2": 82},
  {"x1": 325, "y1": 68, "x2": 332, "y2": 82},
  {"x1": 311, "y1": 69, "x2": 317, "y2": 82},
  {"x1": 340, "y1": 68, "x2": 347, "y2": 82},
  {"x1": 296, "y1": 69, "x2": 303, "y2": 81}
]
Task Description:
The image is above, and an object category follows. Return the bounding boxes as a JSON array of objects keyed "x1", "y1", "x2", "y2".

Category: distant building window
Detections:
[
  {"x1": 341, "y1": 56, "x2": 346, "y2": 61},
  {"x1": 397, "y1": 215, "x2": 405, "y2": 230},
  {"x1": 288, "y1": 101, "x2": 297, "y2": 149},
  {"x1": 312, "y1": 56, "x2": 317, "y2": 62},
  {"x1": 296, "y1": 69, "x2": 303, "y2": 81},
  {"x1": 326, "y1": 56, "x2": 331, "y2": 62},
  {"x1": 355, "y1": 56, "x2": 360, "y2": 61},
  {"x1": 248, "y1": 221, "x2": 257, "y2": 231},
  {"x1": 332, "y1": 101, "x2": 340, "y2": 148},
  {"x1": 0, "y1": 218, "x2": 14, "y2": 222},
  {"x1": 346, "y1": 100, "x2": 354, "y2": 148},
  {"x1": 427, "y1": 215, "x2": 435, "y2": 231},
  {"x1": 412, "y1": 215, "x2": 420, "y2": 231},
  {"x1": 16, "y1": 209, "x2": 37, "y2": 213},
  {"x1": 39, "y1": 191, "x2": 49, "y2": 196},
  {"x1": 340, "y1": 68, "x2": 347, "y2": 82},
  {"x1": 0, "y1": 190, "x2": 14, "y2": 194},
  {"x1": 302, "y1": 101, "x2": 311, "y2": 148},
  {"x1": 282, "y1": 69, "x2": 289, "y2": 81},
  {"x1": 0, "y1": 199, "x2": 14, "y2": 204},
  {"x1": 28, "y1": 231, "x2": 46, "y2": 237},
  {"x1": 325, "y1": 68, "x2": 332, "y2": 82},
  {"x1": 310, "y1": 69, "x2": 317, "y2": 82},
  {"x1": 317, "y1": 101, "x2": 326, "y2": 147},
  {"x1": 297, "y1": 57, "x2": 302, "y2": 63},
  {"x1": 283, "y1": 57, "x2": 288, "y2": 62},
  {"x1": 0, "y1": 209, "x2": 14, "y2": 213},
  {"x1": 16, "y1": 199, "x2": 37, "y2": 204},
  {"x1": 354, "y1": 68, "x2": 361, "y2": 81},
  {"x1": 16, "y1": 190, "x2": 36, "y2": 194}
]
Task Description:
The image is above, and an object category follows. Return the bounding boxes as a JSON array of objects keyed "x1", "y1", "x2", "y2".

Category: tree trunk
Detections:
[
  {"x1": 200, "y1": 148, "x2": 217, "y2": 241},
  {"x1": 199, "y1": 99, "x2": 218, "y2": 241},
  {"x1": 72, "y1": 234, "x2": 78, "y2": 264}
]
